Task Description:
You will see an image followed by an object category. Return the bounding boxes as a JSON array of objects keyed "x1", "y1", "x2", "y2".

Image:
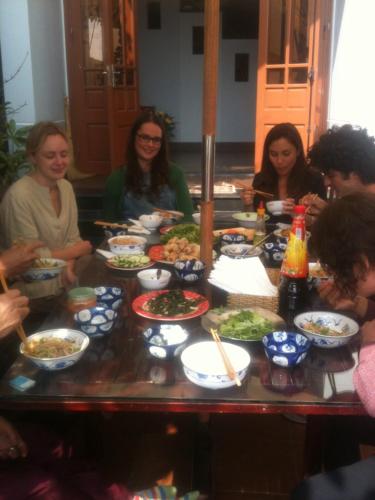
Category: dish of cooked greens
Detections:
[
  {"x1": 219, "y1": 310, "x2": 273, "y2": 341},
  {"x1": 132, "y1": 289, "x2": 209, "y2": 320},
  {"x1": 160, "y1": 224, "x2": 200, "y2": 244}
]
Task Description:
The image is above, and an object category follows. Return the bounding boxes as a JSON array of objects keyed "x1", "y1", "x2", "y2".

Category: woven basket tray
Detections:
[{"x1": 227, "y1": 268, "x2": 280, "y2": 313}]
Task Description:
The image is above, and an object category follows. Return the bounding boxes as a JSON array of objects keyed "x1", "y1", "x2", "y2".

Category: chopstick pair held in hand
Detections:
[
  {"x1": 210, "y1": 328, "x2": 241, "y2": 387},
  {"x1": 0, "y1": 274, "x2": 29, "y2": 346}
]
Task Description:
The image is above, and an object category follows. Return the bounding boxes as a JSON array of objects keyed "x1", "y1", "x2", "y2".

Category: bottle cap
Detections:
[
  {"x1": 294, "y1": 205, "x2": 306, "y2": 214},
  {"x1": 259, "y1": 201, "x2": 265, "y2": 209}
]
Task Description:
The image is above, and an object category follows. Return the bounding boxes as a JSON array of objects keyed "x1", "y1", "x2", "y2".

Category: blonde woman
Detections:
[{"x1": 0, "y1": 122, "x2": 92, "y2": 300}]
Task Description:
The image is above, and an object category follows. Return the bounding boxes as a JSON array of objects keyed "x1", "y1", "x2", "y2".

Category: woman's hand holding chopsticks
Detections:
[{"x1": 0, "y1": 289, "x2": 29, "y2": 340}]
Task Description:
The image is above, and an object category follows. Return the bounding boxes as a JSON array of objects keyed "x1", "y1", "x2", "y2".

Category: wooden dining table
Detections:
[{"x1": 0, "y1": 222, "x2": 365, "y2": 418}]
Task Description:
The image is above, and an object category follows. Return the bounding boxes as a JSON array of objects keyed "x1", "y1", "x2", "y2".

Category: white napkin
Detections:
[{"x1": 208, "y1": 255, "x2": 277, "y2": 296}]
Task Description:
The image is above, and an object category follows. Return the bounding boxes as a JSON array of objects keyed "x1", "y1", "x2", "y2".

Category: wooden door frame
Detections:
[{"x1": 254, "y1": 0, "x2": 333, "y2": 172}]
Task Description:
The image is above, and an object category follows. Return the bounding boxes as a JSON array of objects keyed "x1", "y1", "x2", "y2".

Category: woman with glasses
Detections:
[{"x1": 103, "y1": 111, "x2": 194, "y2": 221}]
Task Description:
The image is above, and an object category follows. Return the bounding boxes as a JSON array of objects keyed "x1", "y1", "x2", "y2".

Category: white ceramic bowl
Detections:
[
  {"x1": 137, "y1": 268, "x2": 171, "y2": 290},
  {"x1": 192, "y1": 212, "x2": 200, "y2": 224},
  {"x1": 139, "y1": 214, "x2": 163, "y2": 230},
  {"x1": 181, "y1": 341, "x2": 250, "y2": 389},
  {"x1": 294, "y1": 311, "x2": 359, "y2": 349},
  {"x1": 108, "y1": 235, "x2": 147, "y2": 255},
  {"x1": 22, "y1": 258, "x2": 66, "y2": 282},
  {"x1": 20, "y1": 328, "x2": 89, "y2": 371},
  {"x1": 266, "y1": 200, "x2": 283, "y2": 216},
  {"x1": 232, "y1": 212, "x2": 269, "y2": 228}
]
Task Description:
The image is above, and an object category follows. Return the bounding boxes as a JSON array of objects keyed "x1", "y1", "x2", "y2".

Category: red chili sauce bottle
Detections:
[{"x1": 278, "y1": 205, "x2": 309, "y2": 327}]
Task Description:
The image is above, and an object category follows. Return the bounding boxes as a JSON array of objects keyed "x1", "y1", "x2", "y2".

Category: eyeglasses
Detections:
[{"x1": 136, "y1": 133, "x2": 162, "y2": 146}]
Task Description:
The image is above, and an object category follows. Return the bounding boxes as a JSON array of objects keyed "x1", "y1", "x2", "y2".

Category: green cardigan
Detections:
[{"x1": 103, "y1": 163, "x2": 194, "y2": 222}]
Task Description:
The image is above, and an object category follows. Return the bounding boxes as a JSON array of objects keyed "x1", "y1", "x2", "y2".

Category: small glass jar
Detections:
[{"x1": 67, "y1": 287, "x2": 97, "y2": 313}]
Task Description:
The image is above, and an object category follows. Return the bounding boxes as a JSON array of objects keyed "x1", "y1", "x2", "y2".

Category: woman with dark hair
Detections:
[
  {"x1": 292, "y1": 192, "x2": 375, "y2": 500},
  {"x1": 311, "y1": 192, "x2": 375, "y2": 322},
  {"x1": 241, "y1": 123, "x2": 326, "y2": 222},
  {"x1": 103, "y1": 111, "x2": 193, "y2": 221}
]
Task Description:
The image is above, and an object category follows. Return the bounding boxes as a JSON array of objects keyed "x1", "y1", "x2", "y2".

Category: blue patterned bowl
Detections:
[
  {"x1": 20, "y1": 328, "x2": 89, "y2": 371},
  {"x1": 74, "y1": 306, "x2": 117, "y2": 338},
  {"x1": 103, "y1": 224, "x2": 127, "y2": 239},
  {"x1": 174, "y1": 259, "x2": 205, "y2": 283},
  {"x1": 94, "y1": 286, "x2": 124, "y2": 310},
  {"x1": 181, "y1": 341, "x2": 250, "y2": 389},
  {"x1": 22, "y1": 258, "x2": 66, "y2": 282},
  {"x1": 262, "y1": 331, "x2": 311, "y2": 367},
  {"x1": 108, "y1": 236, "x2": 147, "y2": 255},
  {"x1": 220, "y1": 233, "x2": 247, "y2": 245},
  {"x1": 294, "y1": 311, "x2": 359, "y2": 349},
  {"x1": 143, "y1": 324, "x2": 189, "y2": 359},
  {"x1": 263, "y1": 240, "x2": 287, "y2": 264}
]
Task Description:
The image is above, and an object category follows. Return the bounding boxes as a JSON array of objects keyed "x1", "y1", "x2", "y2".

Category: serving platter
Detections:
[
  {"x1": 201, "y1": 306, "x2": 285, "y2": 343},
  {"x1": 132, "y1": 289, "x2": 209, "y2": 321}
]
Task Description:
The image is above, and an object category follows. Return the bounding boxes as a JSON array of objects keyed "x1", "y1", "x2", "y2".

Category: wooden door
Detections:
[
  {"x1": 254, "y1": 0, "x2": 331, "y2": 171},
  {"x1": 64, "y1": 0, "x2": 139, "y2": 174}
]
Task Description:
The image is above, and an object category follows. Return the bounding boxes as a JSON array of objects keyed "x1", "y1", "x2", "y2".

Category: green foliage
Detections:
[
  {"x1": 155, "y1": 110, "x2": 176, "y2": 139},
  {"x1": 0, "y1": 103, "x2": 31, "y2": 188}
]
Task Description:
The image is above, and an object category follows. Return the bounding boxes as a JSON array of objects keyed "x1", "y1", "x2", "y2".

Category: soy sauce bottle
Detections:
[{"x1": 278, "y1": 205, "x2": 309, "y2": 327}]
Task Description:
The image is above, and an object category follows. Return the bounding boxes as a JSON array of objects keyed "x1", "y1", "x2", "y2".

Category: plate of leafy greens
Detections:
[
  {"x1": 160, "y1": 224, "x2": 200, "y2": 244},
  {"x1": 201, "y1": 307, "x2": 284, "y2": 343}
]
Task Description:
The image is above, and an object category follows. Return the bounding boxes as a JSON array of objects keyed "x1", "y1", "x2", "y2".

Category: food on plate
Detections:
[
  {"x1": 143, "y1": 289, "x2": 205, "y2": 316},
  {"x1": 213, "y1": 227, "x2": 255, "y2": 240},
  {"x1": 309, "y1": 263, "x2": 329, "y2": 279},
  {"x1": 160, "y1": 224, "x2": 200, "y2": 244},
  {"x1": 301, "y1": 320, "x2": 349, "y2": 337},
  {"x1": 163, "y1": 237, "x2": 200, "y2": 262},
  {"x1": 219, "y1": 310, "x2": 273, "y2": 341},
  {"x1": 110, "y1": 236, "x2": 143, "y2": 245},
  {"x1": 278, "y1": 228, "x2": 290, "y2": 238},
  {"x1": 27, "y1": 337, "x2": 79, "y2": 358},
  {"x1": 31, "y1": 258, "x2": 61, "y2": 268},
  {"x1": 108, "y1": 254, "x2": 150, "y2": 268}
]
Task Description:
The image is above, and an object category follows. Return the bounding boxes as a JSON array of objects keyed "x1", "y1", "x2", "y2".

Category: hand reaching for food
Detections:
[
  {"x1": 282, "y1": 198, "x2": 295, "y2": 215},
  {"x1": 0, "y1": 290, "x2": 30, "y2": 339},
  {"x1": 0, "y1": 241, "x2": 43, "y2": 278},
  {"x1": 239, "y1": 188, "x2": 255, "y2": 208}
]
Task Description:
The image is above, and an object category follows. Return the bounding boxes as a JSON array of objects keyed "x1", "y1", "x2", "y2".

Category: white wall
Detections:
[
  {"x1": 137, "y1": 0, "x2": 257, "y2": 142},
  {"x1": 0, "y1": 0, "x2": 66, "y2": 126},
  {"x1": 0, "y1": 0, "x2": 35, "y2": 125},
  {"x1": 328, "y1": 0, "x2": 375, "y2": 135}
]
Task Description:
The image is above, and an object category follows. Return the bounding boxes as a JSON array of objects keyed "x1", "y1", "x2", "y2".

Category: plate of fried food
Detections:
[{"x1": 149, "y1": 237, "x2": 201, "y2": 264}]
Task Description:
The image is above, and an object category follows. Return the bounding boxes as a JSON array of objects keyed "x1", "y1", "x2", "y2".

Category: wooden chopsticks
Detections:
[
  {"x1": 94, "y1": 220, "x2": 128, "y2": 229},
  {"x1": 233, "y1": 181, "x2": 274, "y2": 199},
  {"x1": 210, "y1": 328, "x2": 241, "y2": 387},
  {"x1": 252, "y1": 232, "x2": 273, "y2": 249},
  {"x1": 0, "y1": 273, "x2": 29, "y2": 346}
]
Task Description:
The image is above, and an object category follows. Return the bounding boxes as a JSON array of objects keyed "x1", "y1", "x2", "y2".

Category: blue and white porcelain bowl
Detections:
[
  {"x1": 174, "y1": 259, "x2": 205, "y2": 283},
  {"x1": 22, "y1": 258, "x2": 66, "y2": 282},
  {"x1": 139, "y1": 213, "x2": 163, "y2": 231},
  {"x1": 181, "y1": 341, "x2": 250, "y2": 389},
  {"x1": 94, "y1": 286, "x2": 124, "y2": 310},
  {"x1": 221, "y1": 243, "x2": 262, "y2": 259},
  {"x1": 74, "y1": 306, "x2": 117, "y2": 338},
  {"x1": 294, "y1": 311, "x2": 359, "y2": 349},
  {"x1": 220, "y1": 233, "x2": 247, "y2": 245},
  {"x1": 103, "y1": 223, "x2": 127, "y2": 239},
  {"x1": 20, "y1": 328, "x2": 89, "y2": 371},
  {"x1": 108, "y1": 236, "x2": 147, "y2": 255},
  {"x1": 143, "y1": 324, "x2": 189, "y2": 359},
  {"x1": 262, "y1": 331, "x2": 311, "y2": 368},
  {"x1": 263, "y1": 240, "x2": 287, "y2": 264}
]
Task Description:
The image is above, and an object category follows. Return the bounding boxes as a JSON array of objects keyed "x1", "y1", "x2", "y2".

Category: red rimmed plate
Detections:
[{"x1": 132, "y1": 289, "x2": 209, "y2": 321}]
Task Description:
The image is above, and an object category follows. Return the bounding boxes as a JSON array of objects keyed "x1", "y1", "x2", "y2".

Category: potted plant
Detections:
[{"x1": 0, "y1": 102, "x2": 30, "y2": 190}]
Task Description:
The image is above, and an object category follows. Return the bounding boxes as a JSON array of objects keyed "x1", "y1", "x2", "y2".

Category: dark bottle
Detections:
[{"x1": 278, "y1": 205, "x2": 309, "y2": 326}]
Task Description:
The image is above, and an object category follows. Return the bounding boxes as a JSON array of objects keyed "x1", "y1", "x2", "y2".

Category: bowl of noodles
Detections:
[
  {"x1": 20, "y1": 328, "x2": 90, "y2": 370},
  {"x1": 22, "y1": 258, "x2": 66, "y2": 282},
  {"x1": 293, "y1": 311, "x2": 359, "y2": 349}
]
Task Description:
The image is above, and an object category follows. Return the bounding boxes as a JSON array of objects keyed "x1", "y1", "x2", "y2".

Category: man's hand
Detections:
[
  {"x1": 0, "y1": 290, "x2": 29, "y2": 339},
  {"x1": 0, "y1": 241, "x2": 43, "y2": 278},
  {"x1": 0, "y1": 416, "x2": 28, "y2": 460}
]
